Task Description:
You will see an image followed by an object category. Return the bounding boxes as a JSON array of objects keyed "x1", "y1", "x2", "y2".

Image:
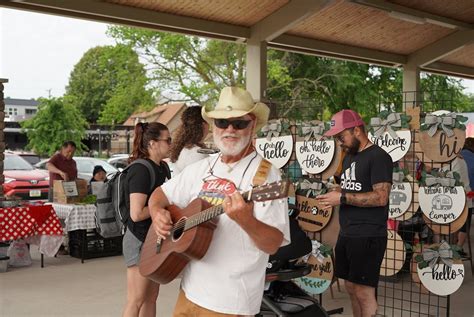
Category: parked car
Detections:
[
  {"x1": 5, "y1": 150, "x2": 42, "y2": 165},
  {"x1": 35, "y1": 157, "x2": 118, "y2": 180},
  {"x1": 3, "y1": 153, "x2": 49, "y2": 200},
  {"x1": 107, "y1": 156, "x2": 129, "y2": 170}
]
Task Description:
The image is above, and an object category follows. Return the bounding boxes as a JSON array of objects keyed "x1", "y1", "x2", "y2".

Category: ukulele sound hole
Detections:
[{"x1": 172, "y1": 218, "x2": 186, "y2": 241}]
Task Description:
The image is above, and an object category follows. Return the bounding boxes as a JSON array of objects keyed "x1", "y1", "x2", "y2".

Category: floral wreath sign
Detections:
[
  {"x1": 295, "y1": 121, "x2": 335, "y2": 174},
  {"x1": 368, "y1": 111, "x2": 412, "y2": 162},
  {"x1": 415, "y1": 241, "x2": 464, "y2": 296},
  {"x1": 418, "y1": 170, "x2": 466, "y2": 224},
  {"x1": 419, "y1": 111, "x2": 467, "y2": 162},
  {"x1": 256, "y1": 119, "x2": 293, "y2": 168},
  {"x1": 389, "y1": 168, "x2": 412, "y2": 219},
  {"x1": 295, "y1": 179, "x2": 332, "y2": 232},
  {"x1": 294, "y1": 240, "x2": 333, "y2": 295}
]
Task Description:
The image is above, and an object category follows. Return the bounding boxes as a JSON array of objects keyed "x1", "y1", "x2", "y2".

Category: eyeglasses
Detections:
[
  {"x1": 157, "y1": 137, "x2": 172, "y2": 145},
  {"x1": 214, "y1": 119, "x2": 252, "y2": 130}
]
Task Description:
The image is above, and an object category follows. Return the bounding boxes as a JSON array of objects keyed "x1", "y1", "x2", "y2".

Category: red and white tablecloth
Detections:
[{"x1": 0, "y1": 205, "x2": 64, "y2": 256}]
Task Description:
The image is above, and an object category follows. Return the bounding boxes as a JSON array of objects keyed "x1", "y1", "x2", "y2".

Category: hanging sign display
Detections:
[
  {"x1": 321, "y1": 143, "x2": 343, "y2": 181},
  {"x1": 418, "y1": 111, "x2": 467, "y2": 162},
  {"x1": 295, "y1": 121, "x2": 335, "y2": 174},
  {"x1": 389, "y1": 169, "x2": 412, "y2": 219},
  {"x1": 256, "y1": 119, "x2": 293, "y2": 168},
  {"x1": 295, "y1": 179, "x2": 332, "y2": 232},
  {"x1": 368, "y1": 112, "x2": 412, "y2": 162},
  {"x1": 419, "y1": 171, "x2": 466, "y2": 224},
  {"x1": 380, "y1": 230, "x2": 406, "y2": 276},
  {"x1": 294, "y1": 240, "x2": 333, "y2": 295},
  {"x1": 415, "y1": 241, "x2": 465, "y2": 296}
]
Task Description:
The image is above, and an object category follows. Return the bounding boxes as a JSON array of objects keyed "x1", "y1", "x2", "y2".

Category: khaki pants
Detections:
[{"x1": 173, "y1": 290, "x2": 251, "y2": 317}]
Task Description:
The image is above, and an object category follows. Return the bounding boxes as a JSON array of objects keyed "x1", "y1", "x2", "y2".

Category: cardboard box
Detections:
[{"x1": 53, "y1": 179, "x2": 88, "y2": 204}]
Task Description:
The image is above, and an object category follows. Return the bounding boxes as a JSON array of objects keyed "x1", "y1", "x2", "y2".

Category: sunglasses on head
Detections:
[{"x1": 214, "y1": 119, "x2": 252, "y2": 130}]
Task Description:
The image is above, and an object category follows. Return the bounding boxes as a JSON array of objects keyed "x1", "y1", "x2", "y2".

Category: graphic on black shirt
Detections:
[
  {"x1": 340, "y1": 162, "x2": 362, "y2": 191},
  {"x1": 339, "y1": 145, "x2": 393, "y2": 237}
]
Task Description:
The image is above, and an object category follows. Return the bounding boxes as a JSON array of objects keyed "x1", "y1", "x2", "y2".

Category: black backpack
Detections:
[{"x1": 95, "y1": 159, "x2": 170, "y2": 238}]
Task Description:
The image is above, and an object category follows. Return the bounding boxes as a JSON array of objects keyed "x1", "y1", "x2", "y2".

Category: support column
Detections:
[
  {"x1": 0, "y1": 79, "x2": 8, "y2": 201},
  {"x1": 246, "y1": 39, "x2": 267, "y2": 101},
  {"x1": 402, "y1": 64, "x2": 421, "y2": 109}
]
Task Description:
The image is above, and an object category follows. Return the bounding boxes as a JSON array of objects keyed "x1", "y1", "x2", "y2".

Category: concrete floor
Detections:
[{"x1": 0, "y1": 247, "x2": 473, "y2": 317}]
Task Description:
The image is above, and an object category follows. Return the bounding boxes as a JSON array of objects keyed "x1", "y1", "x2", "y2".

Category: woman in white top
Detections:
[{"x1": 170, "y1": 106, "x2": 210, "y2": 174}]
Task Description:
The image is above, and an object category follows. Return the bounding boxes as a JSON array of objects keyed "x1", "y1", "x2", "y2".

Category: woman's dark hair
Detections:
[
  {"x1": 170, "y1": 106, "x2": 207, "y2": 162},
  {"x1": 130, "y1": 122, "x2": 168, "y2": 162}
]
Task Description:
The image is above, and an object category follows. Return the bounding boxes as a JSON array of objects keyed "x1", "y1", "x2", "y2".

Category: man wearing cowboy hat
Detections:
[
  {"x1": 149, "y1": 86, "x2": 290, "y2": 316},
  {"x1": 316, "y1": 109, "x2": 393, "y2": 317}
]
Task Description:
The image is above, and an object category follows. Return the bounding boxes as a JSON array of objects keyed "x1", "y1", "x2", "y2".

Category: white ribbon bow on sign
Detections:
[
  {"x1": 422, "y1": 240, "x2": 453, "y2": 268},
  {"x1": 425, "y1": 172, "x2": 456, "y2": 187},
  {"x1": 370, "y1": 113, "x2": 402, "y2": 139},
  {"x1": 392, "y1": 171, "x2": 405, "y2": 183},
  {"x1": 299, "y1": 179, "x2": 324, "y2": 197},
  {"x1": 260, "y1": 120, "x2": 282, "y2": 141},
  {"x1": 302, "y1": 240, "x2": 325, "y2": 264},
  {"x1": 424, "y1": 112, "x2": 457, "y2": 137},
  {"x1": 301, "y1": 123, "x2": 325, "y2": 141}
]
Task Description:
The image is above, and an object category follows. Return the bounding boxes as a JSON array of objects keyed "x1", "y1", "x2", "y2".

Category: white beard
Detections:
[{"x1": 214, "y1": 131, "x2": 251, "y2": 156}]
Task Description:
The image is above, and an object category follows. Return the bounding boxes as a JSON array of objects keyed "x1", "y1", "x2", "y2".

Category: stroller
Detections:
[{"x1": 258, "y1": 216, "x2": 329, "y2": 316}]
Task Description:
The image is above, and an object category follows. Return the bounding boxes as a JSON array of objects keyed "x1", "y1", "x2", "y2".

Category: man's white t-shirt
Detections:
[{"x1": 161, "y1": 151, "x2": 290, "y2": 315}]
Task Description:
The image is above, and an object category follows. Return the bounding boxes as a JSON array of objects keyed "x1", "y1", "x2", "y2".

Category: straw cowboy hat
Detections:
[{"x1": 202, "y1": 86, "x2": 270, "y2": 131}]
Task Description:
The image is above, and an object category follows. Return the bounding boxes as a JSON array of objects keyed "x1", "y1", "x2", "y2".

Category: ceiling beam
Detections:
[
  {"x1": 0, "y1": 0, "x2": 250, "y2": 40},
  {"x1": 250, "y1": 0, "x2": 331, "y2": 42},
  {"x1": 422, "y1": 62, "x2": 474, "y2": 80},
  {"x1": 408, "y1": 30, "x2": 474, "y2": 66},
  {"x1": 350, "y1": 0, "x2": 473, "y2": 30},
  {"x1": 271, "y1": 34, "x2": 407, "y2": 66}
]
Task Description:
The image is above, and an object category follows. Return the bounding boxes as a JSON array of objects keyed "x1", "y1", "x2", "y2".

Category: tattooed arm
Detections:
[{"x1": 346, "y1": 182, "x2": 391, "y2": 207}]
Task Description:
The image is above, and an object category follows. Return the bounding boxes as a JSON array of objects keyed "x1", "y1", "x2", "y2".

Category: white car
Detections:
[{"x1": 35, "y1": 157, "x2": 118, "y2": 180}]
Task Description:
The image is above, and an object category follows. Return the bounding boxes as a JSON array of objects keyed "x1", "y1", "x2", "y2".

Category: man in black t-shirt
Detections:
[{"x1": 317, "y1": 109, "x2": 393, "y2": 317}]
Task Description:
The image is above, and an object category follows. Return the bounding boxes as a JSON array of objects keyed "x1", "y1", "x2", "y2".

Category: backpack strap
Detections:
[
  {"x1": 252, "y1": 159, "x2": 272, "y2": 187},
  {"x1": 130, "y1": 159, "x2": 156, "y2": 193},
  {"x1": 161, "y1": 161, "x2": 172, "y2": 180}
]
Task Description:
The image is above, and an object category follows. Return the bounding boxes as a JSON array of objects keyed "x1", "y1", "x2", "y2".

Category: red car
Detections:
[{"x1": 3, "y1": 153, "x2": 49, "y2": 201}]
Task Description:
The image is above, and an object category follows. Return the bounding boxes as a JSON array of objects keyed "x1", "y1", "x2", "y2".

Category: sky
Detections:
[{"x1": 1, "y1": 8, "x2": 473, "y2": 100}]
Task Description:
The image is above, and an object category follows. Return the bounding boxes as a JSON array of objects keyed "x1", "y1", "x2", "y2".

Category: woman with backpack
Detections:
[
  {"x1": 122, "y1": 122, "x2": 171, "y2": 317},
  {"x1": 169, "y1": 106, "x2": 211, "y2": 175}
]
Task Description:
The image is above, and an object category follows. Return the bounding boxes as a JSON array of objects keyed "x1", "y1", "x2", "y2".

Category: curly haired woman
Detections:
[{"x1": 170, "y1": 106, "x2": 210, "y2": 174}]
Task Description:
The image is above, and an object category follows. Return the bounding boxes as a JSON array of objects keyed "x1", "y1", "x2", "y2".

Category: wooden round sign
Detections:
[
  {"x1": 321, "y1": 142, "x2": 342, "y2": 180},
  {"x1": 419, "y1": 186, "x2": 466, "y2": 224},
  {"x1": 380, "y1": 230, "x2": 406, "y2": 276},
  {"x1": 416, "y1": 243, "x2": 465, "y2": 296},
  {"x1": 396, "y1": 182, "x2": 419, "y2": 221},
  {"x1": 411, "y1": 254, "x2": 430, "y2": 294},
  {"x1": 368, "y1": 130, "x2": 412, "y2": 162},
  {"x1": 418, "y1": 129, "x2": 465, "y2": 163},
  {"x1": 389, "y1": 182, "x2": 412, "y2": 219},
  {"x1": 255, "y1": 135, "x2": 293, "y2": 168},
  {"x1": 423, "y1": 204, "x2": 468, "y2": 235},
  {"x1": 296, "y1": 195, "x2": 332, "y2": 232},
  {"x1": 295, "y1": 139, "x2": 336, "y2": 174},
  {"x1": 294, "y1": 254, "x2": 333, "y2": 295}
]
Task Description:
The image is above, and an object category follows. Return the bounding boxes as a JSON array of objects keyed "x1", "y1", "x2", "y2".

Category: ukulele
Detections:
[{"x1": 139, "y1": 180, "x2": 290, "y2": 284}]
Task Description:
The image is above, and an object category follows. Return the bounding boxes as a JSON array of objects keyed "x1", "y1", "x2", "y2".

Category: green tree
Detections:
[
  {"x1": 21, "y1": 97, "x2": 88, "y2": 156},
  {"x1": 65, "y1": 44, "x2": 154, "y2": 124},
  {"x1": 107, "y1": 26, "x2": 246, "y2": 107},
  {"x1": 107, "y1": 25, "x2": 472, "y2": 122}
]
